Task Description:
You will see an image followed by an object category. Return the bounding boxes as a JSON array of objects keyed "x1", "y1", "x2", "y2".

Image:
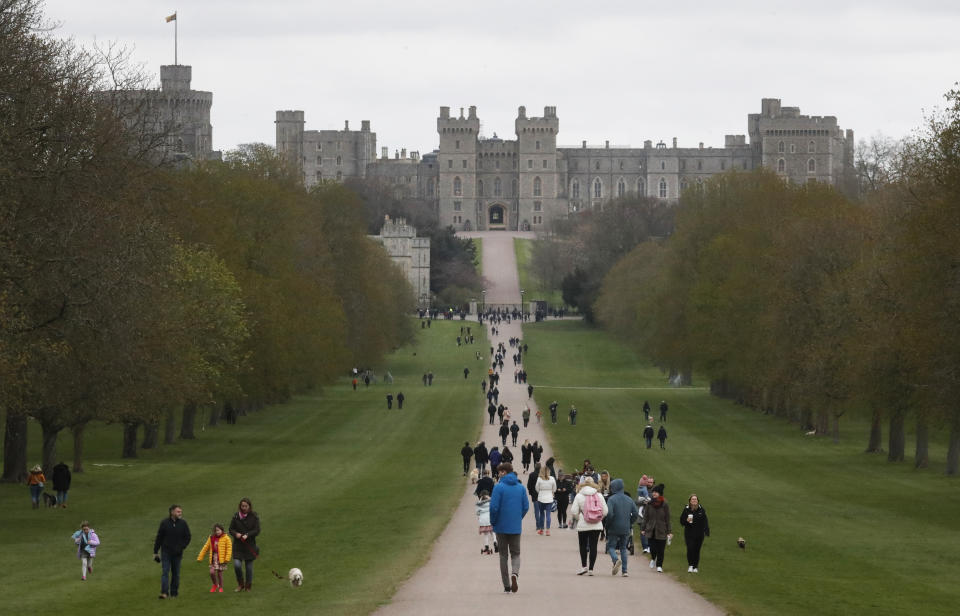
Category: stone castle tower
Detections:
[{"x1": 275, "y1": 112, "x2": 376, "y2": 187}]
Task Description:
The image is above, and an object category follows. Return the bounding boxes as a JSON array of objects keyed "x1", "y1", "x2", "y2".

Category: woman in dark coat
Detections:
[
  {"x1": 520, "y1": 441, "x2": 531, "y2": 473},
  {"x1": 679, "y1": 493, "x2": 710, "y2": 572},
  {"x1": 555, "y1": 473, "x2": 574, "y2": 528},
  {"x1": 498, "y1": 422, "x2": 509, "y2": 447},
  {"x1": 526, "y1": 463, "x2": 541, "y2": 501},
  {"x1": 500, "y1": 447, "x2": 514, "y2": 465},
  {"x1": 532, "y1": 441, "x2": 543, "y2": 465},
  {"x1": 229, "y1": 497, "x2": 261, "y2": 591},
  {"x1": 52, "y1": 461, "x2": 71, "y2": 508}
]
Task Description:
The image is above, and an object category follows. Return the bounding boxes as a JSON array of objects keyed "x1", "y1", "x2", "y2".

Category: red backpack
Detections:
[{"x1": 582, "y1": 492, "x2": 604, "y2": 524}]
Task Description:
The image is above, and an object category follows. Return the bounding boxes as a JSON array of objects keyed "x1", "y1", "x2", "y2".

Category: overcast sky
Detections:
[{"x1": 42, "y1": 0, "x2": 960, "y2": 156}]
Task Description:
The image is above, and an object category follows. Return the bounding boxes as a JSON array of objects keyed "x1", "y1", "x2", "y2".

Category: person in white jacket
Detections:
[
  {"x1": 534, "y1": 466, "x2": 557, "y2": 535},
  {"x1": 570, "y1": 477, "x2": 608, "y2": 575},
  {"x1": 476, "y1": 491, "x2": 494, "y2": 554}
]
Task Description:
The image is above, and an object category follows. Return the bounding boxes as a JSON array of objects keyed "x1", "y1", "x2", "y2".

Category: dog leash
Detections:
[{"x1": 237, "y1": 535, "x2": 284, "y2": 580}]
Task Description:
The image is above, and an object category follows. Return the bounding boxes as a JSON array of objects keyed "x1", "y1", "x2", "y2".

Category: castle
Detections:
[
  {"x1": 368, "y1": 215, "x2": 431, "y2": 306},
  {"x1": 277, "y1": 99, "x2": 856, "y2": 231}
]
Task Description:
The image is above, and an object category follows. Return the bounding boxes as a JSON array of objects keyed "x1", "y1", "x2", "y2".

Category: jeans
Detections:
[
  {"x1": 160, "y1": 552, "x2": 183, "y2": 596},
  {"x1": 645, "y1": 437, "x2": 652, "y2": 448},
  {"x1": 607, "y1": 533, "x2": 630, "y2": 572},
  {"x1": 30, "y1": 484, "x2": 42, "y2": 504},
  {"x1": 234, "y1": 558, "x2": 254, "y2": 585},
  {"x1": 56, "y1": 489, "x2": 69, "y2": 505},
  {"x1": 534, "y1": 501, "x2": 552, "y2": 530},
  {"x1": 495, "y1": 533, "x2": 521, "y2": 590}
]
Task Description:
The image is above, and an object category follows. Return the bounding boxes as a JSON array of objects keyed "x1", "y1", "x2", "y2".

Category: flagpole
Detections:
[{"x1": 174, "y1": 10, "x2": 178, "y2": 65}]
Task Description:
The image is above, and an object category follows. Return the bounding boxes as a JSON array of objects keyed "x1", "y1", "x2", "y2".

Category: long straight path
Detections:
[{"x1": 373, "y1": 231, "x2": 722, "y2": 615}]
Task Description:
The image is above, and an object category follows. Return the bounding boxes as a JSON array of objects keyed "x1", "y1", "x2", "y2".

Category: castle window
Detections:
[
  {"x1": 789, "y1": 144, "x2": 796, "y2": 154},
  {"x1": 720, "y1": 161, "x2": 725, "y2": 170},
  {"x1": 456, "y1": 140, "x2": 461, "y2": 149},
  {"x1": 534, "y1": 200, "x2": 542, "y2": 212},
  {"x1": 454, "y1": 200, "x2": 462, "y2": 211},
  {"x1": 512, "y1": 179, "x2": 518, "y2": 196},
  {"x1": 454, "y1": 177, "x2": 462, "y2": 196},
  {"x1": 808, "y1": 158, "x2": 816, "y2": 173},
  {"x1": 528, "y1": 159, "x2": 533, "y2": 169},
  {"x1": 681, "y1": 160, "x2": 686, "y2": 170},
  {"x1": 659, "y1": 179, "x2": 667, "y2": 198},
  {"x1": 536, "y1": 140, "x2": 541, "y2": 150},
  {"x1": 777, "y1": 158, "x2": 785, "y2": 172},
  {"x1": 316, "y1": 171, "x2": 322, "y2": 181},
  {"x1": 336, "y1": 155, "x2": 342, "y2": 166},
  {"x1": 778, "y1": 140, "x2": 785, "y2": 153},
  {"x1": 427, "y1": 179, "x2": 434, "y2": 197},
  {"x1": 495, "y1": 177, "x2": 502, "y2": 196},
  {"x1": 572, "y1": 181, "x2": 580, "y2": 199},
  {"x1": 595, "y1": 161, "x2": 600, "y2": 170},
  {"x1": 681, "y1": 180, "x2": 688, "y2": 192},
  {"x1": 478, "y1": 180, "x2": 484, "y2": 196},
  {"x1": 617, "y1": 178, "x2": 625, "y2": 197},
  {"x1": 808, "y1": 141, "x2": 816, "y2": 153},
  {"x1": 448, "y1": 159, "x2": 453, "y2": 169},
  {"x1": 543, "y1": 159, "x2": 548, "y2": 169},
  {"x1": 637, "y1": 179, "x2": 645, "y2": 196},
  {"x1": 533, "y1": 177, "x2": 542, "y2": 197},
  {"x1": 495, "y1": 160, "x2": 500, "y2": 169},
  {"x1": 594, "y1": 178, "x2": 602, "y2": 198},
  {"x1": 462, "y1": 159, "x2": 467, "y2": 169},
  {"x1": 697, "y1": 160, "x2": 702, "y2": 170},
  {"x1": 317, "y1": 157, "x2": 322, "y2": 165},
  {"x1": 317, "y1": 143, "x2": 322, "y2": 151},
  {"x1": 337, "y1": 141, "x2": 341, "y2": 151},
  {"x1": 619, "y1": 161, "x2": 624, "y2": 170},
  {"x1": 660, "y1": 161, "x2": 665, "y2": 170}
]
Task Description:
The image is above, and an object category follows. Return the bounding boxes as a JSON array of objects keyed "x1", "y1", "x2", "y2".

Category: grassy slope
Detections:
[
  {"x1": 513, "y1": 237, "x2": 563, "y2": 306},
  {"x1": 524, "y1": 320, "x2": 960, "y2": 616},
  {"x1": 0, "y1": 319, "x2": 485, "y2": 616}
]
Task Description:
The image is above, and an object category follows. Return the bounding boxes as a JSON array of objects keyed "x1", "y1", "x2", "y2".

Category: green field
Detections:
[
  {"x1": 0, "y1": 319, "x2": 485, "y2": 616},
  {"x1": 514, "y1": 238, "x2": 564, "y2": 306},
  {"x1": 523, "y1": 319, "x2": 959, "y2": 616}
]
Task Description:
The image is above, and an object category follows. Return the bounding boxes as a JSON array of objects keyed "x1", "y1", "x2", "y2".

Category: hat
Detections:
[{"x1": 31, "y1": 464, "x2": 41, "y2": 472}]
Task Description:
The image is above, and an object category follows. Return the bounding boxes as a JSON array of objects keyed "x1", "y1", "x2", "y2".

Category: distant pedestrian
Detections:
[
  {"x1": 352, "y1": 378, "x2": 358, "y2": 390},
  {"x1": 499, "y1": 422, "x2": 509, "y2": 447},
  {"x1": 363, "y1": 374, "x2": 370, "y2": 387},
  {"x1": 549, "y1": 401, "x2": 558, "y2": 424},
  {"x1": 569, "y1": 405, "x2": 578, "y2": 426},
  {"x1": 642, "y1": 400, "x2": 651, "y2": 421},
  {"x1": 72, "y1": 520, "x2": 101, "y2": 581},
  {"x1": 522, "y1": 406, "x2": 531, "y2": 427},
  {"x1": 643, "y1": 424, "x2": 654, "y2": 449},
  {"x1": 154, "y1": 504, "x2": 192, "y2": 599},
  {"x1": 535, "y1": 408, "x2": 542, "y2": 424},
  {"x1": 428, "y1": 371, "x2": 434, "y2": 386},
  {"x1": 53, "y1": 461, "x2": 71, "y2": 508},
  {"x1": 28, "y1": 464, "x2": 45, "y2": 509},
  {"x1": 386, "y1": 394, "x2": 393, "y2": 409},
  {"x1": 475, "y1": 468, "x2": 494, "y2": 498},
  {"x1": 510, "y1": 421, "x2": 520, "y2": 446},
  {"x1": 501, "y1": 447, "x2": 514, "y2": 466},
  {"x1": 534, "y1": 466, "x2": 557, "y2": 535},
  {"x1": 657, "y1": 425, "x2": 667, "y2": 449},
  {"x1": 461, "y1": 442, "x2": 474, "y2": 476},
  {"x1": 464, "y1": 367, "x2": 470, "y2": 380},
  {"x1": 489, "y1": 447, "x2": 502, "y2": 473},
  {"x1": 490, "y1": 462, "x2": 529, "y2": 593},
  {"x1": 532, "y1": 441, "x2": 543, "y2": 466},
  {"x1": 488, "y1": 403, "x2": 497, "y2": 425},
  {"x1": 520, "y1": 440, "x2": 532, "y2": 473},
  {"x1": 679, "y1": 494, "x2": 710, "y2": 573},
  {"x1": 556, "y1": 473, "x2": 573, "y2": 528},
  {"x1": 397, "y1": 392, "x2": 405, "y2": 409},
  {"x1": 659, "y1": 400, "x2": 668, "y2": 421},
  {"x1": 474, "y1": 441, "x2": 489, "y2": 474},
  {"x1": 422, "y1": 373, "x2": 428, "y2": 386},
  {"x1": 527, "y1": 384, "x2": 534, "y2": 398}
]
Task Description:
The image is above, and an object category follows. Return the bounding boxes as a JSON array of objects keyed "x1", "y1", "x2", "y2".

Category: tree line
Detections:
[
  {"x1": 0, "y1": 0, "x2": 414, "y2": 480},
  {"x1": 593, "y1": 88, "x2": 960, "y2": 475}
]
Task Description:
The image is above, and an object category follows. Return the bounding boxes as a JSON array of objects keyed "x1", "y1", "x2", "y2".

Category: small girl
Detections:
[
  {"x1": 72, "y1": 521, "x2": 100, "y2": 581},
  {"x1": 535, "y1": 408, "x2": 543, "y2": 424},
  {"x1": 476, "y1": 490, "x2": 493, "y2": 555},
  {"x1": 197, "y1": 523, "x2": 233, "y2": 593}
]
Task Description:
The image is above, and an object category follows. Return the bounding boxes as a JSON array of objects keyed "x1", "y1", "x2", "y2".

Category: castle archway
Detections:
[{"x1": 487, "y1": 203, "x2": 506, "y2": 230}]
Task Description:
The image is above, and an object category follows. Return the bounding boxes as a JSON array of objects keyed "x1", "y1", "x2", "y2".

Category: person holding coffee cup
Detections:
[{"x1": 679, "y1": 494, "x2": 710, "y2": 573}]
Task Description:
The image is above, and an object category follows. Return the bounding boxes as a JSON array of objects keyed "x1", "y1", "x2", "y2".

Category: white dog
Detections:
[
  {"x1": 288, "y1": 567, "x2": 303, "y2": 587},
  {"x1": 468, "y1": 468, "x2": 479, "y2": 484}
]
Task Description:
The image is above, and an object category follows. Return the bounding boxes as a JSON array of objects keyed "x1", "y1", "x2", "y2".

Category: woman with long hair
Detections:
[
  {"x1": 229, "y1": 498, "x2": 260, "y2": 591},
  {"x1": 534, "y1": 465, "x2": 557, "y2": 535},
  {"x1": 679, "y1": 493, "x2": 710, "y2": 572}
]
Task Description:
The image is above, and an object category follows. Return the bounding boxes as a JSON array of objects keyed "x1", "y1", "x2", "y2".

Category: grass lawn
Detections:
[
  {"x1": 513, "y1": 237, "x2": 564, "y2": 307},
  {"x1": 523, "y1": 319, "x2": 960, "y2": 616},
  {"x1": 0, "y1": 318, "x2": 485, "y2": 616}
]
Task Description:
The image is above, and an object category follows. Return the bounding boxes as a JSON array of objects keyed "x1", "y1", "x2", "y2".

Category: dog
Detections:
[
  {"x1": 288, "y1": 567, "x2": 303, "y2": 587},
  {"x1": 42, "y1": 492, "x2": 57, "y2": 508},
  {"x1": 468, "y1": 468, "x2": 479, "y2": 484},
  {"x1": 737, "y1": 537, "x2": 746, "y2": 551}
]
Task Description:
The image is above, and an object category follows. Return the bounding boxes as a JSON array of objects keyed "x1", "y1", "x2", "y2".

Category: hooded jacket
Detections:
[
  {"x1": 570, "y1": 484, "x2": 609, "y2": 532},
  {"x1": 489, "y1": 472, "x2": 529, "y2": 534},
  {"x1": 475, "y1": 475, "x2": 495, "y2": 498},
  {"x1": 603, "y1": 479, "x2": 639, "y2": 535},
  {"x1": 476, "y1": 497, "x2": 491, "y2": 526},
  {"x1": 73, "y1": 528, "x2": 100, "y2": 559},
  {"x1": 488, "y1": 448, "x2": 502, "y2": 470}
]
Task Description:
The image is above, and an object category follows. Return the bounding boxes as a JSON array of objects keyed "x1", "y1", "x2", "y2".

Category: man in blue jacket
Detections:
[
  {"x1": 604, "y1": 478, "x2": 639, "y2": 576},
  {"x1": 489, "y1": 462, "x2": 529, "y2": 593}
]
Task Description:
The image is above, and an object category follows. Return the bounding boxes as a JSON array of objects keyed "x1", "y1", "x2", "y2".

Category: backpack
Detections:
[{"x1": 582, "y1": 492, "x2": 604, "y2": 524}]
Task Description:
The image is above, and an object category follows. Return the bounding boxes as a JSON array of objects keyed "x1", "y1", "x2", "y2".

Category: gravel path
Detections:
[{"x1": 373, "y1": 232, "x2": 724, "y2": 615}]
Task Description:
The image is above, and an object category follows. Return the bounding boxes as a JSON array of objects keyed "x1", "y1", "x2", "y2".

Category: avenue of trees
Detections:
[
  {"x1": 593, "y1": 88, "x2": 960, "y2": 474},
  {"x1": 0, "y1": 0, "x2": 414, "y2": 481}
]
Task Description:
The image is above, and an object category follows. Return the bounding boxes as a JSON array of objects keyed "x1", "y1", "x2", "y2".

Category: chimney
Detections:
[
  {"x1": 582, "y1": 140, "x2": 587, "y2": 149},
  {"x1": 468, "y1": 106, "x2": 477, "y2": 119},
  {"x1": 605, "y1": 140, "x2": 610, "y2": 149},
  {"x1": 672, "y1": 137, "x2": 677, "y2": 148},
  {"x1": 381, "y1": 146, "x2": 388, "y2": 159},
  {"x1": 401, "y1": 148, "x2": 407, "y2": 159},
  {"x1": 361, "y1": 120, "x2": 370, "y2": 131},
  {"x1": 699, "y1": 142, "x2": 704, "y2": 150}
]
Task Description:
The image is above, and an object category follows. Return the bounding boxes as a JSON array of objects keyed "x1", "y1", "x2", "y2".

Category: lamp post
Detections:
[
  {"x1": 520, "y1": 289, "x2": 525, "y2": 317},
  {"x1": 481, "y1": 289, "x2": 486, "y2": 316}
]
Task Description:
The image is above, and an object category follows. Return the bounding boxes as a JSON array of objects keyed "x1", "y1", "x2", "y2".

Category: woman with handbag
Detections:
[
  {"x1": 534, "y1": 465, "x2": 557, "y2": 535},
  {"x1": 229, "y1": 498, "x2": 260, "y2": 592}
]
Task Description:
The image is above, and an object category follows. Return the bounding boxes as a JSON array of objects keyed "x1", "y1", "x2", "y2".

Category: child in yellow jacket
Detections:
[{"x1": 197, "y1": 524, "x2": 232, "y2": 593}]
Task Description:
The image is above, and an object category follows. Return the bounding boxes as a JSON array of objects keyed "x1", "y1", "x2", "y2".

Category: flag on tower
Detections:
[{"x1": 165, "y1": 12, "x2": 177, "y2": 23}]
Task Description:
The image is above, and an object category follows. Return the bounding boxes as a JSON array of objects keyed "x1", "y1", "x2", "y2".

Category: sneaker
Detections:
[
  {"x1": 692, "y1": 568, "x2": 699, "y2": 573},
  {"x1": 643, "y1": 548, "x2": 651, "y2": 554},
  {"x1": 612, "y1": 558, "x2": 621, "y2": 575},
  {"x1": 688, "y1": 565, "x2": 694, "y2": 573},
  {"x1": 504, "y1": 587, "x2": 512, "y2": 593},
  {"x1": 577, "y1": 567, "x2": 588, "y2": 575},
  {"x1": 622, "y1": 572, "x2": 629, "y2": 577},
  {"x1": 81, "y1": 576, "x2": 85, "y2": 581},
  {"x1": 234, "y1": 586, "x2": 244, "y2": 592},
  {"x1": 218, "y1": 587, "x2": 224, "y2": 592},
  {"x1": 510, "y1": 573, "x2": 518, "y2": 593},
  {"x1": 587, "y1": 570, "x2": 594, "y2": 576},
  {"x1": 537, "y1": 529, "x2": 543, "y2": 535},
  {"x1": 545, "y1": 529, "x2": 550, "y2": 536},
  {"x1": 649, "y1": 559, "x2": 656, "y2": 569},
  {"x1": 210, "y1": 586, "x2": 218, "y2": 593},
  {"x1": 657, "y1": 566, "x2": 663, "y2": 573},
  {"x1": 494, "y1": 541, "x2": 499, "y2": 553},
  {"x1": 158, "y1": 594, "x2": 167, "y2": 599}
]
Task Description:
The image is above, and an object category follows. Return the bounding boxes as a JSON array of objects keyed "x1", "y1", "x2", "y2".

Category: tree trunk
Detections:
[
  {"x1": 866, "y1": 407, "x2": 883, "y2": 453},
  {"x1": 40, "y1": 420, "x2": 61, "y2": 475},
  {"x1": 141, "y1": 421, "x2": 159, "y2": 449},
  {"x1": 945, "y1": 411, "x2": 959, "y2": 476},
  {"x1": 164, "y1": 408, "x2": 176, "y2": 445},
  {"x1": 208, "y1": 404, "x2": 219, "y2": 427},
  {"x1": 816, "y1": 408, "x2": 829, "y2": 435},
  {"x1": 831, "y1": 413, "x2": 841, "y2": 444},
  {"x1": 122, "y1": 422, "x2": 139, "y2": 458},
  {"x1": 1, "y1": 412, "x2": 28, "y2": 483},
  {"x1": 914, "y1": 415, "x2": 929, "y2": 469},
  {"x1": 180, "y1": 402, "x2": 197, "y2": 440},
  {"x1": 72, "y1": 423, "x2": 86, "y2": 473},
  {"x1": 888, "y1": 411, "x2": 906, "y2": 462}
]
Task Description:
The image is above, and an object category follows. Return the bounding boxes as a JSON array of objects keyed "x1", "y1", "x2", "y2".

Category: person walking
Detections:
[
  {"x1": 464, "y1": 367, "x2": 470, "y2": 380},
  {"x1": 569, "y1": 405, "x2": 578, "y2": 426},
  {"x1": 527, "y1": 383, "x2": 534, "y2": 399},
  {"x1": 72, "y1": 520, "x2": 100, "y2": 581},
  {"x1": 657, "y1": 425, "x2": 668, "y2": 449},
  {"x1": 534, "y1": 466, "x2": 557, "y2": 536},
  {"x1": 498, "y1": 422, "x2": 509, "y2": 447},
  {"x1": 520, "y1": 440, "x2": 531, "y2": 473},
  {"x1": 229, "y1": 498, "x2": 260, "y2": 592},
  {"x1": 501, "y1": 447, "x2": 514, "y2": 466},
  {"x1": 659, "y1": 400, "x2": 668, "y2": 421},
  {"x1": 532, "y1": 441, "x2": 543, "y2": 466},
  {"x1": 461, "y1": 442, "x2": 474, "y2": 476},
  {"x1": 386, "y1": 393, "x2": 393, "y2": 409},
  {"x1": 27, "y1": 464, "x2": 46, "y2": 509},
  {"x1": 679, "y1": 494, "x2": 710, "y2": 573},
  {"x1": 197, "y1": 523, "x2": 232, "y2": 593},
  {"x1": 487, "y1": 402, "x2": 497, "y2": 425},
  {"x1": 510, "y1": 421, "x2": 520, "y2": 447},
  {"x1": 555, "y1": 473, "x2": 573, "y2": 529},
  {"x1": 397, "y1": 392, "x2": 405, "y2": 409},
  {"x1": 570, "y1": 477, "x2": 608, "y2": 575},
  {"x1": 474, "y1": 441, "x2": 489, "y2": 474},
  {"x1": 476, "y1": 490, "x2": 494, "y2": 555},
  {"x1": 153, "y1": 504, "x2": 192, "y2": 599},
  {"x1": 604, "y1": 479, "x2": 638, "y2": 577},
  {"x1": 475, "y1": 468, "x2": 495, "y2": 499},
  {"x1": 643, "y1": 424, "x2": 654, "y2": 449},
  {"x1": 490, "y1": 462, "x2": 529, "y2": 593},
  {"x1": 52, "y1": 461, "x2": 71, "y2": 508},
  {"x1": 642, "y1": 400, "x2": 651, "y2": 421},
  {"x1": 641, "y1": 488, "x2": 672, "y2": 573},
  {"x1": 489, "y1": 447, "x2": 502, "y2": 474},
  {"x1": 549, "y1": 401, "x2": 558, "y2": 424},
  {"x1": 522, "y1": 406, "x2": 531, "y2": 427}
]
